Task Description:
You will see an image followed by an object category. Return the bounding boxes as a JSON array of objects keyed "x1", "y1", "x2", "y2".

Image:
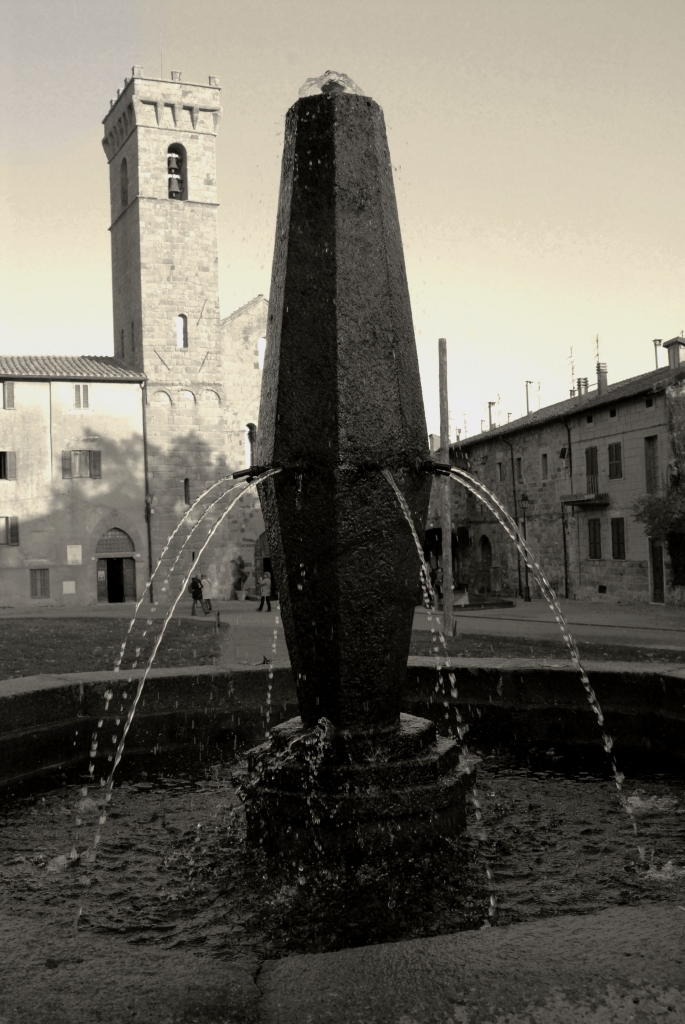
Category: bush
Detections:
[{"x1": 632, "y1": 492, "x2": 685, "y2": 586}]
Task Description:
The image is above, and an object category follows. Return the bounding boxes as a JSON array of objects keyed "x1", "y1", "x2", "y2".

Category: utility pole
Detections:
[
  {"x1": 525, "y1": 381, "x2": 532, "y2": 415},
  {"x1": 439, "y1": 338, "x2": 455, "y2": 637}
]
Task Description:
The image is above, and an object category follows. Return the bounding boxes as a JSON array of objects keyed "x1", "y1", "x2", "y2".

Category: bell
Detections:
[
  {"x1": 167, "y1": 153, "x2": 180, "y2": 171},
  {"x1": 168, "y1": 174, "x2": 182, "y2": 197}
]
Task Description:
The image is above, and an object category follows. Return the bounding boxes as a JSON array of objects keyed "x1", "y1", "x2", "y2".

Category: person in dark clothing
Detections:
[{"x1": 188, "y1": 575, "x2": 203, "y2": 616}]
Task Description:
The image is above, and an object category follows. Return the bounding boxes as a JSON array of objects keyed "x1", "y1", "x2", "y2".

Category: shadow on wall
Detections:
[{"x1": 0, "y1": 431, "x2": 264, "y2": 609}]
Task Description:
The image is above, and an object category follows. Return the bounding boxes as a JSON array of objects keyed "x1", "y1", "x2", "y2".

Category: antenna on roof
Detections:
[
  {"x1": 568, "y1": 346, "x2": 576, "y2": 397},
  {"x1": 594, "y1": 334, "x2": 600, "y2": 363}
]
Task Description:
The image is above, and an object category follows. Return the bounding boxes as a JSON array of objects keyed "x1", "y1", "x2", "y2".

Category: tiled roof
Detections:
[
  {"x1": 0, "y1": 355, "x2": 144, "y2": 381},
  {"x1": 457, "y1": 365, "x2": 685, "y2": 450},
  {"x1": 220, "y1": 294, "x2": 268, "y2": 325}
]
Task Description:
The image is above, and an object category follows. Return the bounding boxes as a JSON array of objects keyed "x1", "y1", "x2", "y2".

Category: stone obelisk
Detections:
[{"x1": 246, "y1": 73, "x2": 469, "y2": 858}]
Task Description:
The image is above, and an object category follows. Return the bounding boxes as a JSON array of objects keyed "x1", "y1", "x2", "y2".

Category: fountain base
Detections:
[{"x1": 241, "y1": 713, "x2": 472, "y2": 865}]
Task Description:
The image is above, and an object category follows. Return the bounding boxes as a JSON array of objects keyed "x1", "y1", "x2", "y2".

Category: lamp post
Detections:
[{"x1": 520, "y1": 491, "x2": 531, "y2": 602}]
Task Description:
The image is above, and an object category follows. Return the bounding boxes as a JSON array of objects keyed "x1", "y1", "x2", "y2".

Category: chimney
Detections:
[
  {"x1": 132, "y1": 65, "x2": 144, "y2": 78},
  {"x1": 663, "y1": 337, "x2": 685, "y2": 369},
  {"x1": 597, "y1": 363, "x2": 608, "y2": 395},
  {"x1": 170, "y1": 70, "x2": 182, "y2": 82}
]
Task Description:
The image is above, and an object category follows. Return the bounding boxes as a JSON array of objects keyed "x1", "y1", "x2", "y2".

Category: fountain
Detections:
[
  {"x1": 2, "y1": 70, "x2": 685, "y2": 1024},
  {"x1": 241, "y1": 71, "x2": 471, "y2": 860}
]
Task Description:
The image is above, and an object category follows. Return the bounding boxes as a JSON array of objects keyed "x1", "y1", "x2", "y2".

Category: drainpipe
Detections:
[
  {"x1": 562, "y1": 420, "x2": 573, "y2": 599},
  {"x1": 140, "y1": 381, "x2": 154, "y2": 604},
  {"x1": 502, "y1": 438, "x2": 522, "y2": 598}
]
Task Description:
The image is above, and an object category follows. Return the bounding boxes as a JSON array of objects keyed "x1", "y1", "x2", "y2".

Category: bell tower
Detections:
[{"x1": 102, "y1": 68, "x2": 230, "y2": 579}]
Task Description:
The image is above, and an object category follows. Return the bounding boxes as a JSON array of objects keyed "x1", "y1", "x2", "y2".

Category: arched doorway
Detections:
[
  {"x1": 254, "y1": 531, "x2": 277, "y2": 599},
  {"x1": 96, "y1": 528, "x2": 136, "y2": 603}
]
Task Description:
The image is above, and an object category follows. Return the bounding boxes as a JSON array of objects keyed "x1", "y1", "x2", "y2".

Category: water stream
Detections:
[
  {"x1": 84, "y1": 469, "x2": 281, "y2": 868},
  {"x1": 448, "y1": 466, "x2": 637, "y2": 843}
]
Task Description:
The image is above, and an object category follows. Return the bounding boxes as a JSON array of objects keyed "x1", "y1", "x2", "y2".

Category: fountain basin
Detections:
[{"x1": 2, "y1": 658, "x2": 685, "y2": 787}]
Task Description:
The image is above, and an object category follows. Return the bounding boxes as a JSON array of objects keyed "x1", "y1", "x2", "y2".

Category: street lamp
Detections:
[{"x1": 520, "y1": 491, "x2": 531, "y2": 602}]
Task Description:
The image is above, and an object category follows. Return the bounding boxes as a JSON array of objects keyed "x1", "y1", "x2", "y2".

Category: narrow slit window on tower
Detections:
[
  {"x1": 257, "y1": 337, "x2": 267, "y2": 370},
  {"x1": 175, "y1": 314, "x2": 188, "y2": 348},
  {"x1": 184, "y1": 477, "x2": 191, "y2": 505},
  {"x1": 167, "y1": 144, "x2": 187, "y2": 200},
  {"x1": 130, "y1": 321, "x2": 135, "y2": 355},
  {"x1": 120, "y1": 158, "x2": 128, "y2": 208},
  {"x1": 120, "y1": 328, "x2": 125, "y2": 358}
]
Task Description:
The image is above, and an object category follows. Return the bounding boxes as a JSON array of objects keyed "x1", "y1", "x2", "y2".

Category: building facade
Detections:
[
  {"x1": 0, "y1": 358, "x2": 148, "y2": 607},
  {"x1": 0, "y1": 67, "x2": 270, "y2": 608},
  {"x1": 427, "y1": 350, "x2": 685, "y2": 605}
]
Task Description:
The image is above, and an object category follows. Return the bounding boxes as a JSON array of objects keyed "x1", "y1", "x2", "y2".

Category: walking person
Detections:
[
  {"x1": 257, "y1": 571, "x2": 272, "y2": 612},
  {"x1": 188, "y1": 575, "x2": 203, "y2": 616},
  {"x1": 200, "y1": 574, "x2": 213, "y2": 614}
]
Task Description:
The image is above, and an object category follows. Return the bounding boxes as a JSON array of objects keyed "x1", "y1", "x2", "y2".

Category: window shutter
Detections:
[
  {"x1": 7, "y1": 451, "x2": 16, "y2": 480},
  {"x1": 91, "y1": 450, "x2": 102, "y2": 479},
  {"x1": 8, "y1": 516, "x2": 19, "y2": 546},
  {"x1": 62, "y1": 451, "x2": 72, "y2": 478},
  {"x1": 83, "y1": 384, "x2": 89, "y2": 409},
  {"x1": 74, "y1": 385, "x2": 81, "y2": 409},
  {"x1": 4, "y1": 382, "x2": 14, "y2": 410}
]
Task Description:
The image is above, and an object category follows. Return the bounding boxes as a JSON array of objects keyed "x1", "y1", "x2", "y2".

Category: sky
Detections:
[{"x1": 2, "y1": 0, "x2": 685, "y2": 437}]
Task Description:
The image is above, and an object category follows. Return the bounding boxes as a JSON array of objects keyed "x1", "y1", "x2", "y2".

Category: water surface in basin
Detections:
[{"x1": 1, "y1": 749, "x2": 684, "y2": 961}]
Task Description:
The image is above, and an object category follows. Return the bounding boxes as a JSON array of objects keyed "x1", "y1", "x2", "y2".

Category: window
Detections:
[
  {"x1": 541, "y1": 453, "x2": 548, "y2": 479},
  {"x1": 167, "y1": 144, "x2": 187, "y2": 200},
  {"x1": 646, "y1": 398, "x2": 653, "y2": 408},
  {"x1": 96, "y1": 528, "x2": 134, "y2": 553},
  {"x1": 586, "y1": 415, "x2": 593, "y2": 423},
  {"x1": 130, "y1": 321, "x2": 135, "y2": 356},
  {"x1": 609, "y1": 408, "x2": 617, "y2": 418},
  {"x1": 496, "y1": 462, "x2": 503, "y2": 482},
  {"x1": 175, "y1": 314, "x2": 188, "y2": 349},
  {"x1": 2, "y1": 381, "x2": 14, "y2": 410},
  {"x1": 611, "y1": 518, "x2": 626, "y2": 560},
  {"x1": 559, "y1": 446, "x2": 568, "y2": 459},
  {"x1": 516, "y1": 457, "x2": 522, "y2": 480},
  {"x1": 608, "y1": 442, "x2": 622, "y2": 480},
  {"x1": 30, "y1": 567, "x2": 50, "y2": 598},
  {"x1": 62, "y1": 450, "x2": 102, "y2": 479},
  {"x1": 184, "y1": 477, "x2": 191, "y2": 505},
  {"x1": 0, "y1": 452, "x2": 16, "y2": 480},
  {"x1": 120, "y1": 158, "x2": 128, "y2": 208},
  {"x1": 0, "y1": 516, "x2": 19, "y2": 545},
  {"x1": 74, "y1": 384, "x2": 89, "y2": 409},
  {"x1": 585, "y1": 446, "x2": 599, "y2": 495},
  {"x1": 645, "y1": 435, "x2": 659, "y2": 494},
  {"x1": 588, "y1": 518, "x2": 602, "y2": 559},
  {"x1": 120, "y1": 328, "x2": 125, "y2": 357}
]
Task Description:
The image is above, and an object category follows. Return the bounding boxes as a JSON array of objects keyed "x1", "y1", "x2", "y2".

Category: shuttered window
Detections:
[
  {"x1": 62, "y1": 451, "x2": 101, "y2": 479},
  {"x1": 0, "y1": 452, "x2": 17, "y2": 480},
  {"x1": 74, "y1": 384, "x2": 89, "y2": 409},
  {"x1": 611, "y1": 518, "x2": 626, "y2": 560},
  {"x1": 2, "y1": 382, "x2": 14, "y2": 409},
  {"x1": 30, "y1": 568, "x2": 50, "y2": 598},
  {"x1": 0, "y1": 517, "x2": 19, "y2": 545},
  {"x1": 608, "y1": 443, "x2": 623, "y2": 480},
  {"x1": 588, "y1": 518, "x2": 602, "y2": 560}
]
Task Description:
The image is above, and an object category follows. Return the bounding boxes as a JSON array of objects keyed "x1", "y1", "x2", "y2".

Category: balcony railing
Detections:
[{"x1": 586, "y1": 474, "x2": 599, "y2": 496}]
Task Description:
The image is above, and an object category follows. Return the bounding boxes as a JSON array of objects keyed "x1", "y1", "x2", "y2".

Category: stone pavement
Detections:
[{"x1": 416, "y1": 597, "x2": 685, "y2": 651}]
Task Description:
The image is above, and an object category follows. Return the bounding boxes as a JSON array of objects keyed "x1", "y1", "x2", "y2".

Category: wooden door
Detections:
[
  {"x1": 123, "y1": 558, "x2": 136, "y2": 602},
  {"x1": 97, "y1": 559, "x2": 108, "y2": 602}
]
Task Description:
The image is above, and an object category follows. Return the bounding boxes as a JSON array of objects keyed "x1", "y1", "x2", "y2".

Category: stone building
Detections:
[
  {"x1": 427, "y1": 346, "x2": 685, "y2": 605},
  {"x1": 0, "y1": 68, "x2": 269, "y2": 608}
]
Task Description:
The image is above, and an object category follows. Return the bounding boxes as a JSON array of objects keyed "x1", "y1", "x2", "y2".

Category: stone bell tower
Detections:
[{"x1": 102, "y1": 68, "x2": 232, "y2": 586}]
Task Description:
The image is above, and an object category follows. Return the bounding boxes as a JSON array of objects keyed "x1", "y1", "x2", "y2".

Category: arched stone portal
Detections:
[{"x1": 96, "y1": 528, "x2": 136, "y2": 603}]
